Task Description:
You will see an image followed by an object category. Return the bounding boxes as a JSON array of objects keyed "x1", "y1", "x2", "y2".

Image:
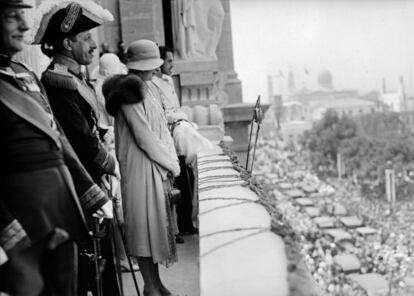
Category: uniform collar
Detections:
[
  {"x1": 53, "y1": 53, "x2": 82, "y2": 76},
  {"x1": 0, "y1": 54, "x2": 12, "y2": 68},
  {"x1": 161, "y1": 73, "x2": 174, "y2": 83}
]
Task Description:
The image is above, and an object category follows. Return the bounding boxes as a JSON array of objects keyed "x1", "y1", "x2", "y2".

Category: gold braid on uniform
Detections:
[
  {"x1": 0, "y1": 220, "x2": 30, "y2": 253},
  {"x1": 61, "y1": 3, "x2": 82, "y2": 33},
  {"x1": 80, "y1": 184, "x2": 107, "y2": 213}
]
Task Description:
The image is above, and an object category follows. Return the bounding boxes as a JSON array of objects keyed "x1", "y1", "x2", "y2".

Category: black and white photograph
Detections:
[{"x1": 1, "y1": 0, "x2": 413, "y2": 295}]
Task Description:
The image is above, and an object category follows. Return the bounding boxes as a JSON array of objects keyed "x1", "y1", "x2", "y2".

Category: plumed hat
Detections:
[
  {"x1": 0, "y1": 0, "x2": 32, "y2": 8},
  {"x1": 31, "y1": 0, "x2": 113, "y2": 45}
]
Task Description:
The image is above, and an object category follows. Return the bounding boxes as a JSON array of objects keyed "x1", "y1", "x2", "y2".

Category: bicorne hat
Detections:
[
  {"x1": 31, "y1": 0, "x2": 113, "y2": 45},
  {"x1": 0, "y1": 0, "x2": 32, "y2": 8}
]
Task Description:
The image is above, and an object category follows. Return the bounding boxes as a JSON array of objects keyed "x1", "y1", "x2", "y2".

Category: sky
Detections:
[{"x1": 229, "y1": 0, "x2": 414, "y2": 103}]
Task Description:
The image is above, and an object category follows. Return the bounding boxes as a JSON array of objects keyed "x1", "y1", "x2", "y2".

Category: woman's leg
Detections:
[
  {"x1": 137, "y1": 257, "x2": 161, "y2": 296},
  {"x1": 154, "y1": 263, "x2": 172, "y2": 296}
]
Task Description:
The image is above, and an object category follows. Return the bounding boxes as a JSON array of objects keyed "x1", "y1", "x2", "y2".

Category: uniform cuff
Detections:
[
  {"x1": 0, "y1": 220, "x2": 30, "y2": 257},
  {"x1": 80, "y1": 185, "x2": 109, "y2": 213}
]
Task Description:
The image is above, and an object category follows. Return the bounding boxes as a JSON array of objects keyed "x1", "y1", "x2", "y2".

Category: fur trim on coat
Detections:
[{"x1": 103, "y1": 74, "x2": 145, "y2": 116}]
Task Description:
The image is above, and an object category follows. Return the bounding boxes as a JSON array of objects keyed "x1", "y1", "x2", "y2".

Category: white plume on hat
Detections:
[{"x1": 28, "y1": 0, "x2": 114, "y2": 44}]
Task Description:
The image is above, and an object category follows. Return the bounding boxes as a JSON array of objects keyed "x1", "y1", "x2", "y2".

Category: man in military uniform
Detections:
[
  {"x1": 36, "y1": 1, "x2": 118, "y2": 183},
  {"x1": 33, "y1": 2, "x2": 120, "y2": 295},
  {"x1": 0, "y1": 1, "x2": 113, "y2": 295}
]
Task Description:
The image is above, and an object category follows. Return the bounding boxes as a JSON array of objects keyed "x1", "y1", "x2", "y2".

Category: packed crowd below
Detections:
[
  {"x1": 2, "y1": 1, "x2": 414, "y2": 296},
  {"x1": 252, "y1": 138, "x2": 414, "y2": 296}
]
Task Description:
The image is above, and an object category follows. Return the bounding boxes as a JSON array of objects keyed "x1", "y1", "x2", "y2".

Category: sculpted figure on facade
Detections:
[{"x1": 173, "y1": 0, "x2": 225, "y2": 60}]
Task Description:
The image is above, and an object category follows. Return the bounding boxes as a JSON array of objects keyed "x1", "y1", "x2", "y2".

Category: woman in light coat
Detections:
[
  {"x1": 91, "y1": 53, "x2": 128, "y2": 128},
  {"x1": 104, "y1": 40, "x2": 180, "y2": 296}
]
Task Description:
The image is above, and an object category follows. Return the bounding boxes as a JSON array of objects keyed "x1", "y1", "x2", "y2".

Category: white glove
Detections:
[
  {"x1": 167, "y1": 111, "x2": 188, "y2": 123},
  {"x1": 172, "y1": 161, "x2": 181, "y2": 178},
  {"x1": 109, "y1": 176, "x2": 120, "y2": 199},
  {"x1": 109, "y1": 151, "x2": 121, "y2": 180},
  {"x1": 92, "y1": 200, "x2": 113, "y2": 220},
  {"x1": 113, "y1": 161, "x2": 120, "y2": 180},
  {"x1": 103, "y1": 126, "x2": 115, "y2": 146},
  {"x1": 0, "y1": 246, "x2": 8, "y2": 266}
]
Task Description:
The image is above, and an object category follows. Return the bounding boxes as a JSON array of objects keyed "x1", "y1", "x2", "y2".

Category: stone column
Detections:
[
  {"x1": 99, "y1": 0, "x2": 122, "y2": 52},
  {"x1": 223, "y1": 103, "x2": 269, "y2": 163},
  {"x1": 217, "y1": 0, "x2": 242, "y2": 104},
  {"x1": 170, "y1": 0, "x2": 229, "y2": 142},
  {"x1": 172, "y1": 0, "x2": 241, "y2": 105},
  {"x1": 118, "y1": 0, "x2": 165, "y2": 45}
]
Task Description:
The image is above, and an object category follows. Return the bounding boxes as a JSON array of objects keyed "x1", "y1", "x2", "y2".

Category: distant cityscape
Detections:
[{"x1": 265, "y1": 68, "x2": 411, "y2": 144}]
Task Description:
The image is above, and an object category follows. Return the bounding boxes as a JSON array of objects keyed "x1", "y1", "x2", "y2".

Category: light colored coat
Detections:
[{"x1": 115, "y1": 82, "x2": 180, "y2": 265}]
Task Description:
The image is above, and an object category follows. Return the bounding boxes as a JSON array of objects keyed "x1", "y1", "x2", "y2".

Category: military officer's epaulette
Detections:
[{"x1": 42, "y1": 64, "x2": 77, "y2": 90}]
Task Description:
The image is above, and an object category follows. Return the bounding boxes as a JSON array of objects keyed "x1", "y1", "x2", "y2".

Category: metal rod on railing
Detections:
[
  {"x1": 246, "y1": 95, "x2": 261, "y2": 170},
  {"x1": 247, "y1": 96, "x2": 263, "y2": 174}
]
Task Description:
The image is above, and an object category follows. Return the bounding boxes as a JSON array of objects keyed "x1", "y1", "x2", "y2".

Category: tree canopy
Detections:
[{"x1": 301, "y1": 109, "x2": 414, "y2": 200}]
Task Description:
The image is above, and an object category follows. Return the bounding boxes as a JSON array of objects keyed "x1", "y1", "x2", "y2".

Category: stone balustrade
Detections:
[{"x1": 196, "y1": 148, "x2": 289, "y2": 296}]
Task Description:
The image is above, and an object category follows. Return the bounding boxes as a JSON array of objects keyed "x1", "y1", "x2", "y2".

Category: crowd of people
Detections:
[
  {"x1": 3, "y1": 0, "x2": 414, "y2": 295},
  {"x1": 0, "y1": 1, "x2": 212, "y2": 295},
  {"x1": 252, "y1": 135, "x2": 414, "y2": 295}
]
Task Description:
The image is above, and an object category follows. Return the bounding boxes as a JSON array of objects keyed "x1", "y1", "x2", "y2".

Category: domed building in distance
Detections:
[
  {"x1": 267, "y1": 67, "x2": 379, "y2": 145},
  {"x1": 317, "y1": 67, "x2": 334, "y2": 90}
]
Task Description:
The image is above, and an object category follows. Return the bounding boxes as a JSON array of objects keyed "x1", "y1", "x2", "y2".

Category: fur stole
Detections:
[{"x1": 103, "y1": 74, "x2": 145, "y2": 116}]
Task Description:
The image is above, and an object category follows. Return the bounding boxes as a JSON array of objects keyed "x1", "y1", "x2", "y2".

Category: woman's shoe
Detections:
[
  {"x1": 175, "y1": 234, "x2": 184, "y2": 243},
  {"x1": 119, "y1": 259, "x2": 140, "y2": 272},
  {"x1": 180, "y1": 227, "x2": 198, "y2": 235},
  {"x1": 187, "y1": 227, "x2": 198, "y2": 234}
]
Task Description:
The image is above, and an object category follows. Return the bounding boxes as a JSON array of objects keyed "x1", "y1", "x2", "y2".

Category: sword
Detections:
[
  {"x1": 93, "y1": 217, "x2": 104, "y2": 296},
  {"x1": 107, "y1": 175, "x2": 141, "y2": 296}
]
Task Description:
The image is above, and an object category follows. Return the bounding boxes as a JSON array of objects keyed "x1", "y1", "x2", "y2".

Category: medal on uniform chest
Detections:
[{"x1": 15, "y1": 72, "x2": 42, "y2": 93}]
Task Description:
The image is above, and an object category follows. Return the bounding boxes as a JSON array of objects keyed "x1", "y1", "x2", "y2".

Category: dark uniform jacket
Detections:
[
  {"x1": 0, "y1": 58, "x2": 109, "y2": 259},
  {"x1": 41, "y1": 54, "x2": 116, "y2": 182}
]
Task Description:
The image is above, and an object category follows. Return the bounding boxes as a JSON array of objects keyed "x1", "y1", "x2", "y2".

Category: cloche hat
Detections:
[{"x1": 126, "y1": 39, "x2": 164, "y2": 71}]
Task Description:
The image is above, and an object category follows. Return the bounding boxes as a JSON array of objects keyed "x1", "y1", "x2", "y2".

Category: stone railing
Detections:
[{"x1": 196, "y1": 147, "x2": 288, "y2": 296}]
